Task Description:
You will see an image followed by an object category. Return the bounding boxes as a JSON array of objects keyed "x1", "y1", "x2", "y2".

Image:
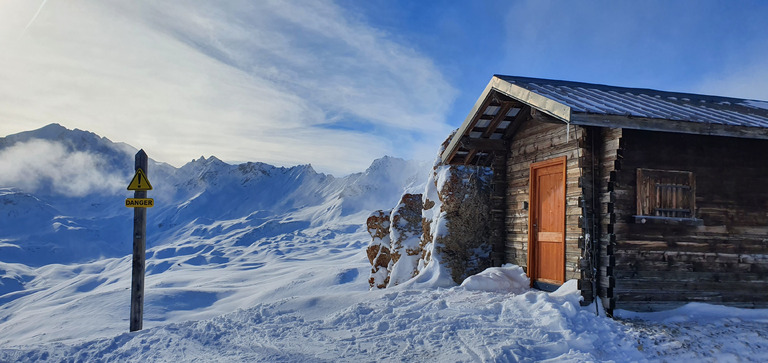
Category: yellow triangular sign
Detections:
[{"x1": 127, "y1": 168, "x2": 153, "y2": 191}]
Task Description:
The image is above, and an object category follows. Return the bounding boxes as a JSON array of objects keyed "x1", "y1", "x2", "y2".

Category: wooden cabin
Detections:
[{"x1": 442, "y1": 75, "x2": 768, "y2": 314}]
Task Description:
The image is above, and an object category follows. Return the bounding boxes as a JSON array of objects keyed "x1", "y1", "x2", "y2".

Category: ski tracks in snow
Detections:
[{"x1": 4, "y1": 283, "x2": 768, "y2": 362}]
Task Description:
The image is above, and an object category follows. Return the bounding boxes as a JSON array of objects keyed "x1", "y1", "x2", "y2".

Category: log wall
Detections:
[
  {"x1": 611, "y1": 129, "x2": 768, "y2": 311},
  {"x1": 490, "y1": 154, "x2": 508, "y2": 267},
  {"x1": 505, "y1": 117, "x2": 589, "y2": 296},
  {"x1": 598, "y1": 128, "x2": 622, "y2": 312}
]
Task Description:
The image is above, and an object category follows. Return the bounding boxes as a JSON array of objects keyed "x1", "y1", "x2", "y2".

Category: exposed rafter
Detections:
[
  {"x1": 443, "y1": 91, "x2": 496, "y2": 164},
  {"x1": 482, "y1": 101, "x2": 516, "y2": 138},
  {"x1": 503, "y1": 105, "x2": 531, "y2": 140}
]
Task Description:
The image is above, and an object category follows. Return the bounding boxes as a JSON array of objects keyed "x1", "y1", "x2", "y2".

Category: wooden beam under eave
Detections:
[
  {"x1": 463, "y1": 149, "x2": 478, "y2": 165},
  {"x1": 482, "y1": 101, "x2": 516, "y2": 138},
  {"x1": 570, "y1": 113, "x2": 768, "y2": 140},
  {"x1": 503, "y1": 105, "x2": 532, "y2": 140},
  {"x1": 460, "y1": 136, "x2": 507, "y2": 151}
]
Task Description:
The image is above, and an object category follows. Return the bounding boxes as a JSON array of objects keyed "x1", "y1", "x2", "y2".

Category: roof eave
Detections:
[
  {"x1": 571, "y1": 113, "x2": 768, "y2": 140},
  {"x1": 489, "y1": 76, "x2": 571, "y2": 122},
  {"x1": 440, "y1": 80, "x2": 496, "y2": 164},
  {"x1": 441, "y1": 76, "x2": 572, "y2": 164}
]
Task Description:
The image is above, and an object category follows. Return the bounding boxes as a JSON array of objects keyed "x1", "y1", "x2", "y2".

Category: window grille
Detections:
[{"x1": 636, "y1": 168, "x2": 695, "y2": 218}]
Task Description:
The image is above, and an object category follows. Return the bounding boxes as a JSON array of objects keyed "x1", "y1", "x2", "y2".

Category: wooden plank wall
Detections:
[
  {"x1": 505, "y1": 117, "x2": 588, "y2": 290},
  {"x1": 611, "y1": 129, "x2": 768, "y2": 311}
]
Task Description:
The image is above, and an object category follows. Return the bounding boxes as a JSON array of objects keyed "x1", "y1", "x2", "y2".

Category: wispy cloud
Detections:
[
  {"x1": 0, "y1": 0, "x2": 455, "y2": 175},
  {"x1": 500, "y1": 0, "x2": 768, "y2": 98},
  {"x1": 692, "y1": 51, "x2": 768, "y2": 101},
  {"x1": 0, "y1": 139, "x2": 125, "y2": 196}
]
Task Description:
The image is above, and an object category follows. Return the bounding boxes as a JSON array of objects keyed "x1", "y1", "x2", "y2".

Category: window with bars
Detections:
[{"x1": 636, "y1": 168, "x2": 697, "y2": 220}]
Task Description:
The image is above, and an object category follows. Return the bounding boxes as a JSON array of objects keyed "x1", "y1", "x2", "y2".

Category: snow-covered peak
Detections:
[
  {"x1": 189, "y1": 155, "x2": 225, "y2": 166},
  {"x1": 0, "y1": 123, "x2": 134, "y2": 159},
  {"x1": 289, "y1": 163, "x2": 317, "y2": 176}
]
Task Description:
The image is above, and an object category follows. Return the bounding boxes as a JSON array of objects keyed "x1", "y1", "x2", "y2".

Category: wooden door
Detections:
[{"x1": 528, "y1": 156, "x2": 566, "y2": 286}]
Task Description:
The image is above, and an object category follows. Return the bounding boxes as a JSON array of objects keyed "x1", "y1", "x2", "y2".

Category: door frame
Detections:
[{"x1": 527, "y1": 156, "x2": 567, "y2": 287}]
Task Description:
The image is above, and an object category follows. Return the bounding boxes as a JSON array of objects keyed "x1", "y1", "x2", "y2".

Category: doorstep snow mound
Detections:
[{"x1": 459, "y1": 264, "x2": 530, "y2": 294}]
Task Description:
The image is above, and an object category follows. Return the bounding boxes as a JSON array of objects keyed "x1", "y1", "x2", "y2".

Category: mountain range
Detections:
[{"x1": 0, "y1": 123, "x2": 429, "y2": 344}]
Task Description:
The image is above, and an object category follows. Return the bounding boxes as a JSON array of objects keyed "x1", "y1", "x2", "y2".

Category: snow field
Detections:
[{"x1": 2, "y1": 128, "x2": 768, "y2": 362}]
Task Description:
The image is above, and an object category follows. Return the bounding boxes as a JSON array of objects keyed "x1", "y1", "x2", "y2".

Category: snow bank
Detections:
[{"x1": 459, "y1": 264, "x2": 529, "y2": 294}]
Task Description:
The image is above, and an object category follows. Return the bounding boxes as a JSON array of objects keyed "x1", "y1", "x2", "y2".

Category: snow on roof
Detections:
[
  {"x1": 496, "y1": 75, "x2": 768, "y2": 128},
  {"x1": 741, "y1": 99, "x2": 768, "y2": 111}
]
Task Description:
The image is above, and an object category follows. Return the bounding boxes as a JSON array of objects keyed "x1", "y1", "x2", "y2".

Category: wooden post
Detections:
[{"x1": 130, "y1": 150, "x2": 148, "y2": 332}]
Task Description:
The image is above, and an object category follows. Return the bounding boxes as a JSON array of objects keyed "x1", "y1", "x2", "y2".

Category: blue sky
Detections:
[{"x1": 1, "y1": 0, "x2": 767, "y2": 175}]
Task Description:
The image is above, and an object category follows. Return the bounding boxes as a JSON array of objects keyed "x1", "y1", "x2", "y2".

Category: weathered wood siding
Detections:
[
  {"x1": 611, "y1": 129, "x2": 768, "y2": 311},
  {"x1": 490, "y1": 154, "x2": 508, "y2": 267},
  {"x1": 505, "y1": 117, "x2": 588, "y2": 289},
  {"x1": 576, "y1": 126, "x2": 601, "y2": 306},
  {"x1": 598, "y1": 128, "x2": 622, "y2": 312}
]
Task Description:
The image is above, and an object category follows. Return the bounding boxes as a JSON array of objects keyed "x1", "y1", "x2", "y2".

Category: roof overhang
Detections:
[
  {"x1": 441, "y1": 76, "x2": 571, "y2": 165},
  {"x1": 570, "y1": 113, "x2": 768, "y2": 140}
]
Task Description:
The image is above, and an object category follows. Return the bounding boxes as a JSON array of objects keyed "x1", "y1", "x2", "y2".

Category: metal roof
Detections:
[
  {"x1": 442, "y1": 75, "x2": 768, "y2": 165},
  {"x1": 495, "y1": 75, "x2": 768, "y2": 127}
]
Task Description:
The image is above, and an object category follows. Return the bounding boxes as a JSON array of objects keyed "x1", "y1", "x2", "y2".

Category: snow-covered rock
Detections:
[
  {"x1": 366, "y1": 210, "x2": 392, "y2": 289},
  {"x1": 387, "y1": 193, "x2": 423, "y2": 287},
  {"x1": 367, "y1": 133, "x2": 495, "y2": 288},
  {"x1": 416, "y1": 162, "x2": 494, "y2": 285}
]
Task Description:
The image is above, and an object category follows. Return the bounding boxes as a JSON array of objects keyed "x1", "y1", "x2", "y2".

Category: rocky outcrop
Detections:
[
  {"x1": 365, "y1": 133, "x2": 495, "y2": 288},
  {"x1": 366, "y1": 193, "x2": 424, "y2": 289},
  {"x1": 366, "y1": 210, "x2": 391, "y2": 289},
  {"x1": 387, "y1": 194, "x2": 424, "y2": 286},
  {"x1": 419, "y1": 164, "x2": 493, "y2": 283}
]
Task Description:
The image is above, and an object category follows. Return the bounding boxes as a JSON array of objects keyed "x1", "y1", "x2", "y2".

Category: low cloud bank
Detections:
[{"x1": 0, "y1": 139, "x2": 124, "y2": 196}]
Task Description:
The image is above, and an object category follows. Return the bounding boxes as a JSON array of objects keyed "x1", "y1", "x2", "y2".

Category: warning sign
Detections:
[
  {"x1": 125, "y1": 198, "x2": 154, "y2": 208},
  {"x1": 127, "y1": 168, "x2": 153, "y2": 191}
]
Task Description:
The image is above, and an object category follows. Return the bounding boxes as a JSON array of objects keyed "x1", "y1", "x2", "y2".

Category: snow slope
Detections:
[{"x1": 1, "y1": 124, "x2": 768, "y2": 362}]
